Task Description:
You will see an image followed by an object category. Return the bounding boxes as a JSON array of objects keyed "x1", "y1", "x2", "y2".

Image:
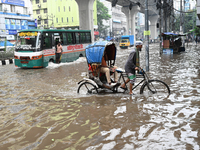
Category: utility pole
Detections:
[
  {"x1": 170, "y1": 0, "x2": 173, "y2": 32},
  {"x1": 171, "y1": 0, "x2": 174, "y2": 32},
  {"x1": 180, "y1": 0, "x2": 184, "y2": 50},
  {"x1": 193, "y1": 10, "x2": 195, "y2": 41},
  {"x1": 164, "y1": 0, "x2": 167, "y2": 32},
  {"x1": 180, "y1": 0, "x2": 183, "y2": 34},
  {"x1": 145, "y1": 0, "x2": 149, "y2": 71},
  {"x1": 158, "y1": 0, "x2": 162, "y2": 54},
  {"x1": 183, "y1": 0, "x2": 185, "y2": 47}
]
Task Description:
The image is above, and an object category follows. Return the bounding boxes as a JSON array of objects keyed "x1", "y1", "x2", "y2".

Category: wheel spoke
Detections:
[{"x1": 84, "y1": 84, "x2": 90, "y2": 92}]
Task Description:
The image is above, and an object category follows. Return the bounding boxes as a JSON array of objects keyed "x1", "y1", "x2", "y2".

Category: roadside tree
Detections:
[
  {"x1": 97, "y1": 0, "x2": 111, "y2": 37},
  {"x1": 174, "y1": 10, "x2": 196, "y2": 33}
]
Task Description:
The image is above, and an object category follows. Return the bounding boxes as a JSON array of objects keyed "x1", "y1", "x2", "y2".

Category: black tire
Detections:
[
  {"x1": 49, "y1": 59, "x2": 54, "y2": 62},
  {"x1": 77, "y1": 82, "x2": 98, "y2": 94},
  {"x1": 140, "y1": 80, "x2": 170, "y2": 97}
]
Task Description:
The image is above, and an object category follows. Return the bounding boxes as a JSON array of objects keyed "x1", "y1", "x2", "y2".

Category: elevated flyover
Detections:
[
  {"x1": 75, "y1": 0, "x2": 160, "y2": 43},
  {"x1": 106, "y1": 0, "x2": 160, "y2": 43}
]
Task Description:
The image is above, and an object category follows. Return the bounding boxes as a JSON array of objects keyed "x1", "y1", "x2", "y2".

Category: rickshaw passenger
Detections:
[{"x1": 100, "y1": 51, "x2": 119, "y2": 86}]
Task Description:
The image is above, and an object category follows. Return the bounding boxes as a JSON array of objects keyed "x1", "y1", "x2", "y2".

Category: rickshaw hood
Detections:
[{"x1": 85, "y1": 41, "x2": 116, "y2": 64}]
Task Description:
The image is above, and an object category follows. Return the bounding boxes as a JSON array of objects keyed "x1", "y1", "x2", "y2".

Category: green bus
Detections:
[{"x1": 14, "y1": 29, "x2": 91, "y2": 68}]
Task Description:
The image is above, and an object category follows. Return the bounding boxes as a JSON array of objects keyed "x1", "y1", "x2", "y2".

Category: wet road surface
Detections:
[{"x1": 0, "y1": 43, "x2": 200, "y2": 149}]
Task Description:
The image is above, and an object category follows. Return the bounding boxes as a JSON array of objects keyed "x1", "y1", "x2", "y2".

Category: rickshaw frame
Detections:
[
  {"x1": 78, "y1": 41, "x2": 120, "y2": 92},
  {"x1": 77, "y1": 41, "x2": 170, "y2": 96}
]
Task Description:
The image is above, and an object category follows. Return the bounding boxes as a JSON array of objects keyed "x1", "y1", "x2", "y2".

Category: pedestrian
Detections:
[
  {"x1": 195, "y1": 36, "x2": 198, "y2": 45},
  {"x1": 120, "y1": 41, "x2": 143, "y2": 95},
  {"x1": 56, "y1": 41, "x2": 63, "y2": 63}
]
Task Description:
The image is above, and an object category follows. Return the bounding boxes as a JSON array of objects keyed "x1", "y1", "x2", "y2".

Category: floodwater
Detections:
[{"x1": 0, "y1": 43, "x2": 200, "y2": 150}]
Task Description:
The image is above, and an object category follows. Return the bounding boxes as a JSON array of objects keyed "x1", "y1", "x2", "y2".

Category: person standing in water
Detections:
[{"x1": 56, "y1": 42, "x2": 63, "y2": 64}]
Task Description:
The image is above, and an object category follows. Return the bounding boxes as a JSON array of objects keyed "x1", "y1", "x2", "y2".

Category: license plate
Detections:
[{"x1": 22, "y1": 64, "x2": 27, "y2": 67}]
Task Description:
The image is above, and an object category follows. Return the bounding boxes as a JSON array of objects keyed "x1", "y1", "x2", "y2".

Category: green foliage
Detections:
[
  {"x1": 194, "y1": 26, "x2": 200, "y2": 36},
  {"x1": 174, "y1": 11, "x2": 196, "y2": 33},
  {"x1": 97, "y1": 0, "x2": 111, "y2": 36},
  {"x1": 0, "y1": 47, "x2": 14, "y2": 59}
]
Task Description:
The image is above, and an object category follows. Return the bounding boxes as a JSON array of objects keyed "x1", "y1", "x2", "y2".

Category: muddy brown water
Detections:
[{"x1": 0, "y1": 43, "x2": 200, "y2": 150}]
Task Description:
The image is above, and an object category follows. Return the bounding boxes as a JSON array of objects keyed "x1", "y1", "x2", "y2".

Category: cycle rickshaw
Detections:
[{"x1": 77, "y1": 41, "x2": 170, "y2": 96}]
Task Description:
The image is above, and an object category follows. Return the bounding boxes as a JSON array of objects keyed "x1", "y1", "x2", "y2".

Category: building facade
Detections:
[
  {"x1": 101, "y1": 0, "x2": 127, "y2": 38},
  {"x1": 31, "y1": 0, "x2": 97, "y2": 29},
  {"x1": 0, "y1": 0, "x2": 36, "y2": 41},
  {"x1": 100, "y1": 0, "x2": 141, "y2": 39},
  {"x1": 112, "y1": 5, "x2": 127, "y2": 36}
]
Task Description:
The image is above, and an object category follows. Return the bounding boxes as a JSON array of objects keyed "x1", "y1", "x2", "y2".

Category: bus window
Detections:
[
  {"x1": 60, "y1": 33, "x2": 64, "y2": 44},
  {"x1": 86, "y1": 32, "x2": 91, "y2": 43},
  {"x1": 63, "y1": 33, "x2": 67, "y2": 45},
  {"x1": 75, "y1": 33, "x2": 80, "y2": 44},
  {"x1": 67, "y1": 33, "x2": 73, "y2": 44},
  {"x1": 53, "y1": 33, "x2": 61, "y2": 46},
  {"x1": 52, "y1": 34, "x2": 54, "y2": 46},
  {"x1": 43, "y1": 32, "x2": 52, "y2": 49},
  {"x1": 80, "y1": 32, "x2": 86, "y2": 43}
]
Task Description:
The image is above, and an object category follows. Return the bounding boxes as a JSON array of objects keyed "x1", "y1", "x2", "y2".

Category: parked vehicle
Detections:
[
  {"x1": 161, "y1": 32, "x2": 186, "y2": 54},
  {"x1": 119, "y1": 35, "x2": 134, "y2": 49}
]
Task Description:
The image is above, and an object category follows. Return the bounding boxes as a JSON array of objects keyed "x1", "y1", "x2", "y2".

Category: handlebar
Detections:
[{"x1": 138, "y1": 67, "x2": 145, "y2": 75}]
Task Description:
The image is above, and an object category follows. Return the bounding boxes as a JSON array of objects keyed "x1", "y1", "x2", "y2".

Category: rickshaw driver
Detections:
[
  {"x1": 100, "y1": 51, "x2": 120, "y2": 87},
  {"x1": 120, "y1": 41, "x2": 143, "y2": 95}
]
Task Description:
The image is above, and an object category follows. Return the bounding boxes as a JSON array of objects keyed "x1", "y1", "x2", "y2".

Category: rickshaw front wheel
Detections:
[{"x1": 77, "y1": 82, "x2": 98, "y2": 95}]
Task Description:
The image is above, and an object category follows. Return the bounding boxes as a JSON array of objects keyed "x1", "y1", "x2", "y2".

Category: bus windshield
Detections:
[{"x1": 15, "y1": 31, "x2": 41, "y2": 51}]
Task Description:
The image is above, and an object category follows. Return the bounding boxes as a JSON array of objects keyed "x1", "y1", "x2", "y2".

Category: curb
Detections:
[{"x1": 0, "y1": 59, "x2": 14, "y2": 66}]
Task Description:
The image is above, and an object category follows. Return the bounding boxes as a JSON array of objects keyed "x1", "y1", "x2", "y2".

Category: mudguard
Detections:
[{"x1": 78, "y1": 78, "x2": 99, "y2": 88}]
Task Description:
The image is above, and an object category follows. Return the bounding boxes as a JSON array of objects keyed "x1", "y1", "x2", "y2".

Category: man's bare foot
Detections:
[{"x1": 120, "y1": 86, "x2": 127, "y2": 90}]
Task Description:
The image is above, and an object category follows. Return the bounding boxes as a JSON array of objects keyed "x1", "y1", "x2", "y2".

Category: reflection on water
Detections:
[{"x1": 0, "y1": 43, "x2": 200, "y2": 149}]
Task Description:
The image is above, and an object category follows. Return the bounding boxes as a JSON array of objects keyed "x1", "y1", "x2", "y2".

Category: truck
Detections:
[
  {"x1": 119, "y1": 35, "x2": 134, "y2": 49},
  {"x1": 105, "y1": 36, "x2": 114, "y2": 41}
]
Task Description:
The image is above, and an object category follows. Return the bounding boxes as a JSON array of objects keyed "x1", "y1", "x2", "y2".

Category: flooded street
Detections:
[{"x1": 0, "y1": 43, "x2": 200, "y2": 150}]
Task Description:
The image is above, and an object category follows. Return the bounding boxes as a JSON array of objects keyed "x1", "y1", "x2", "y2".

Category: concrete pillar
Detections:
[
  {"x1": 149, "y1": 15, "x2": 159, "y2": 40},
  {"x1": 130, "y1": 5, "x2": 140, "y2": 45},
  {"x1": 122, "y1": 7, "x2": 130, "y2": 35},
  {"x1": 75, "y1": 0, "x2": 95, "y2": 42}
]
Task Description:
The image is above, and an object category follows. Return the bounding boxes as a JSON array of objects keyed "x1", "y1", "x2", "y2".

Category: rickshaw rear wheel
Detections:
[{"x1": 77, "y1": 82, "x2": 98, "y2": 94}]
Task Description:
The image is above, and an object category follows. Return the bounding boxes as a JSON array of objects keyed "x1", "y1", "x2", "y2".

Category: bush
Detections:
[{"x1": 0, "y1": 46, "x2": 14, "y2": 60}]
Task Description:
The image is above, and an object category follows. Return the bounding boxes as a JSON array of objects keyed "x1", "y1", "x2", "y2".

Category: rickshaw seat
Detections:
[{"x1": 89, "y1": 63, "x2": 101, "y2": 77}]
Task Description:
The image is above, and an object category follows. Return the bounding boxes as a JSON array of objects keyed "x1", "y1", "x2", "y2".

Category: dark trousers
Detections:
[{"x1": 56, "y1": 53, "x2": 61, "y2": 63}]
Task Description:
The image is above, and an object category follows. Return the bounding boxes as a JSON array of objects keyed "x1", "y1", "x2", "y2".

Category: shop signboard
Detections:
[
  {"x1": 21, "y1": 20, "x2": 28, "y2": 30},
  {"x1": 35, "y1": 19, "x2": 37, "y2": 27},
  {"x1": 6, "y1": 35, "x2": 15, "y2": 40},
  {"x1": 0, "y1": 30, "x2": 6, "y2": 35},
  {"x1": 5, "y1": 19, "x2": 34, "y2": 34},
  {"x1": 5, "y1": 19, "x2": 10, "y2": 29},
  {"x1": 163, "y1": 48, "x2": 173, "y2": 55},
  {"x1": 1, "y1": 0, "x2": 24, "y2": 7},
  {"x1": 16, "y1": 20, "x2": 21, "y2": 30},
  {"x1": 8, "y1": 30, "x2": 17, "y2": 35},
  {"x1": 10, "y1": 19, "x2": 16, "y2": 29}
]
